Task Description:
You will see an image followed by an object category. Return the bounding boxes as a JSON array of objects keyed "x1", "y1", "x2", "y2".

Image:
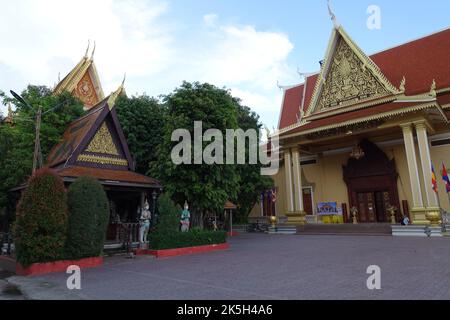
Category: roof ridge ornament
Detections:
[
  {"x1": 327, "y1": 0, "x2": 340, "y2": 29},
  {"x1": 399, "y1": 76, "x2": 406, "y2": 93},
  {"x1": 90, "y1": 41, "x2": 96, "y2": 60},
  {"x1": 84, "y1": 40, "x2": 91, "y2": 58},
  {"x1": 429, "y1": 79, "x2": 437, "y2": 97},
  {"x1": 107, "y1": 74, "x2": 127, "y2": 110}
]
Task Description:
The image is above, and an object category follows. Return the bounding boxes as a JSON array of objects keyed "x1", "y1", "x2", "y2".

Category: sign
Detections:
[{"x1": 317, "y1": 202, "x2": 339, "y2": 216}]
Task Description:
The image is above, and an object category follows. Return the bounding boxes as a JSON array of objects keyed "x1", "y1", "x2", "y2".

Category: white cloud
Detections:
[{"x1": 0, "y1": 1, "x2": 296, "y2": 129}]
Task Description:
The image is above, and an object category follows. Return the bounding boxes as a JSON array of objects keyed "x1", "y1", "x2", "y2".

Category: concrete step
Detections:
[
  {"x1": 297, "y1": 223, "x2": 392, "y2": 236},
  {"x1": 268, "y1": 226, "x2": 297, "y2": 235}
]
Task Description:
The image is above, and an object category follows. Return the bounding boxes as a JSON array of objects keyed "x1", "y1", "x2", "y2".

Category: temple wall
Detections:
[{"x1": 249, "y1": 142, "x2": 450, "y2": 220}]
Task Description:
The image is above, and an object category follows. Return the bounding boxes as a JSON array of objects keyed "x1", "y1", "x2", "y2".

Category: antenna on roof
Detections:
[
  {"x1": 327, "y1": 0, "x2": 340, "y2": 29},
  {"x1": 90, "y1": 41, "x2": 96, "y2": 60},
  {"x1": 84, "y1": 40, "x2": 91, "y2": 58}
]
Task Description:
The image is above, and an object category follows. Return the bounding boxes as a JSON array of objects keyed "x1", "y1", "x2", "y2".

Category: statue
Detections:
[
  {"x1": 350, "y1": 206, "x2": 359, "y2": 225},
  {"x1": 180, "y1": 201, "x2": 191, "y2": 232},
  {"x1": 139, "y1": 200, "x2": 151, "y2": 246}
]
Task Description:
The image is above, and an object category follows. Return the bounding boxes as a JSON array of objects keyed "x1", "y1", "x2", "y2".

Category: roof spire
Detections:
[
  {"x1": 327, "y1": 0, "x2": 340, "y2": 29},
  {"x1": 84, "y1": 40, "x2": 91, "y2": 58},
  {"x1": 90, "y1": 41, "x2": 96, "y2": 60},
  {"x1": 107, "y1": 75, "x2": 127, "y2": 110}
]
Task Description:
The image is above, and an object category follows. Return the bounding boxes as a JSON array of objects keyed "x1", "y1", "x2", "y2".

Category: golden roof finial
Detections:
[
  {"x1": 430, "y1": 79, "x2": 437, "y2": 97},
  {"x1": 107, "y1": 76, "x2": 126, "y2": 110},
  {"x1": 84, "y1": 40, "x2": 91, "y2": 58},
  {"x1": 399, "y1": 76, "x2": 406, "y2": 93},
  {"x1": 327, "y1": 0, "x2": 340, "y2": 29},
  {"x1": 90, "y1": 41, "x2": 96, "y2": 60}
]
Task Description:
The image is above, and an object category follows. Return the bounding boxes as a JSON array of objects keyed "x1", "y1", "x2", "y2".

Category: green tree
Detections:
[
  {"x1": 14, "y1": 168, "x2": 68, "y2": 266},
  {"x1": 151, "y1": 82, "x2": 240, "y2": 227},
  {"x1": 152, "y1": 193, "x2": 181, "y2": 234},
  {"x1": 115, "y1": 95, "x2": 165, "y2": 174},
  {"x1": 0, "y1": 86, "x2": 84, "y2": 213},
  {"x1": 66, "y1": 176, "x2": 109, "y2": 259},
  {"x1": 234, "y1": 103, "x2": 273, "y2": 223}
]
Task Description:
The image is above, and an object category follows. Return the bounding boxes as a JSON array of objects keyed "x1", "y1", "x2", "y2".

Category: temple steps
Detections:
[{"x1": 296, "y1": 223, "x2": 393, "y2": 236}]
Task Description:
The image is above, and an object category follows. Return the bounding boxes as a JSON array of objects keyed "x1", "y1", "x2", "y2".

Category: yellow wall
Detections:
[{"x1": 249, "y1": 142, "x2": 450, "y2": 219}]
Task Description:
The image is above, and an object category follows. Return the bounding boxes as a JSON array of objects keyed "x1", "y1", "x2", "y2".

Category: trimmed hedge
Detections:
[
  {"x1": 14, "y1": 168, "x2": 68, "y2": 266},
  {"x1": 149, "y1": 194, "x2": 227, "y2": 250},
  {"x1": 65, "y1": 176, "x2": 109, "y2": 259},
  {"x1": 149, "y1": 229, "x2": 227, "y2": 250}
]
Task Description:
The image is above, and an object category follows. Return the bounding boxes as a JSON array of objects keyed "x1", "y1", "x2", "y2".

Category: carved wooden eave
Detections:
[{"x1": 305, "y1": 26, "x2": 402, "y2": 119}]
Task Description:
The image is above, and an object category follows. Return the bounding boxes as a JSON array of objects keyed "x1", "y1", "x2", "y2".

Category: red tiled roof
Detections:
[
  {"x1": 46, "y1": 100, "x2": 107, "y2": 167},
  {"x1": 278, "y1": 28, "x2": 450, "y2": 130},
  {"x1": 56, "y1": 166, "x2": 161, "y2": 186}
]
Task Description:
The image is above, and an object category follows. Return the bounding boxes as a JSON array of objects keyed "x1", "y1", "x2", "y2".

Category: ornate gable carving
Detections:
[
  {"x1": 74, "y1": 71, "x2": 99, "y2": 108},
  {"x1": 86, "y1": 123, "x2": 119, "y2": 156},
  {"x1": 306, "y1": 28, "x2": 400, "y2": 117},
  {"x1": 317, "y1": 37, "x2": 390, "y2": 111}
]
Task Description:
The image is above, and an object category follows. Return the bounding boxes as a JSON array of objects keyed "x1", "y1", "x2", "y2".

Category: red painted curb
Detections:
[
  {"x1": 227, "y1": 231, "x2": 239, "y2": 237},
  {"x1": 135, "y1": 243, "x2": 230, "y2": 259},
  {"x1": 15, "y1": 257, "x2": 104, "y2": 277}
]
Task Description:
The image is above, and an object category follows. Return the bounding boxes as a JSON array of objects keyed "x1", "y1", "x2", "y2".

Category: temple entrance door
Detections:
[
  {"x1": 302, "y1": 187, "x2": 314, "y2": 215},
  {"x1": 344, "y1": 140, "x2": 401, "y2": 223},
  {"x1": 356, "y1": 191, "x2": 391, "y2": 223}
]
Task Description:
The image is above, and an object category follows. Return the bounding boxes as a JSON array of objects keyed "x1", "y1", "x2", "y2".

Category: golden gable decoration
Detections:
[
  {"x1": 86, "y1": 123, "x2": 119, "y2": 155},
  {"x1": 306, "y1": 27, "x2": 401, "y2": 118},
  {"x1": 317, "y1": 37, "x2": 390, "y2": 111}
]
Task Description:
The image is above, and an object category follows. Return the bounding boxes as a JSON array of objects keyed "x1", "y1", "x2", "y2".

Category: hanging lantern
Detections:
[{"x1": 350, "y1": 145, "x2": 365, "y2": 160}]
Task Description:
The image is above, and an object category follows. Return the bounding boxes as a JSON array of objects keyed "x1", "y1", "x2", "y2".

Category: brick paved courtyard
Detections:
[{"x1": 3, "y1": 234, "x2": 450, "y2": 300}]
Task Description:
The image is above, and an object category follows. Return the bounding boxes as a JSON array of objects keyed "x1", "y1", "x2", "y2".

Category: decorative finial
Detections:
[
  {"x1": 399, "y1": 76, "x2": 406, "y2": 92},
  {"x1": 90, "y1": 41, "x2": 96, "y2": 60},
  {"x1": 84, "y1": 40, "x2": 90, "y2": 58},
  {"x1": 430, "y1": 79, "x2": 437, "y2": 97},
  {"x1": 121, "y1": 73, "x2": 126, "y2": 87},
  {"x1": 297, "y1": 68, "x2": 315, "y2": 80},
  {"x1": 58, "y1": 72, "x2": 61, "y2": 83},
  {"x1": 327, "y1": 0, "x2": 340, "y2": 29}
]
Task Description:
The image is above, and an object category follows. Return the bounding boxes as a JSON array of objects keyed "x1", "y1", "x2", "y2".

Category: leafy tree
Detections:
[
  {"x1": 14, "y1": 168, "x2": 68, "y2": 266},
  {"x1": 151, "y1": 82, "x2": 240, "y2": 227},
  {"x1": 0, "y1": 86, "x2": 84, "y2": 214},
  {"x1": 66, "y1": 176, "x2": 109, "y2": 259},
  {"x1": 234, "y1": 103, "x2": 273, "y2": 223},
  {"x1": 115, "y1": 95, "x2": 166, "y2": 175},
  {"x1": 151, "y1": 193, "x2": 181, "y2": 234}
]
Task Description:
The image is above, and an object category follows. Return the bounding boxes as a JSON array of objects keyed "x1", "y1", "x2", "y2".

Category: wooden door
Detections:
[
  {"x1": 302, "y1": 188, "x2": 313, "y2": 215},
  {"x1": 374, "y1": 191, "x2": 391, "y2": 223},
  {"x1": 356, "y1": 192, "x2": 377, "y2": 223}
]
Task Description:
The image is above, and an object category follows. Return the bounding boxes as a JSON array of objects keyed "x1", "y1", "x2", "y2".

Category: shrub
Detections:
[
  {"x1": 149, "y1": 229, "x2": 227, "y2": 250},
  {"x1": 14, "y1": 168, "x2": 68, "y2": 266},
  {"x1": 152, "y1": 193, "x2": 181, "y2": 234},
  {"x1": 66, "y1": 176, "x2": 109, "y2": 259},
  {"x1": 149, "y1": 194, "x2": 227, "y2": 250}
]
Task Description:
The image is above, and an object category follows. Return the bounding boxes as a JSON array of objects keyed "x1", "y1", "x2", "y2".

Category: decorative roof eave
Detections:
[
  {"x1": 305, "y1": 26, "x2": 402, "y2": 118},
  {"x1": 280, "y1": 101, "x2": 438, "y2": 140}
]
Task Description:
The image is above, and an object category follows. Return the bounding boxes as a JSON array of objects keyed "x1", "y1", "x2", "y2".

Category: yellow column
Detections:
[
  {"x1": 415, "y1": 121, "x2": 441, "y2": 226},
  {"x1": 415, "y1": 121, "x2": 439, "y2": 208},
  {"x1": 292, "y1": 149, "x2": 304, "y2": 213},
  {"x1": 401, "y1": 124, "x2": 427, "y2": 224},
  {"x1": 284, "y1": 149, "x2": 294, "y2": 213}
]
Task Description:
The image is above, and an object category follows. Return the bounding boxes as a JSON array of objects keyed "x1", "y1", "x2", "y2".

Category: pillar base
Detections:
[
  {"x1": 285, "y1": 211, "x2": 307, "y2": 225},
  {"x1": 424, "y1": 207, "x2": 442, "y2": 227},
  {"x1": 411, "y1": 207, "x2": 430, "y2": 226}
]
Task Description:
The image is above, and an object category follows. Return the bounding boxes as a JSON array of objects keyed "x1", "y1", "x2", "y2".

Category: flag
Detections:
[
  {"x1": 442, "y1": 163, "x2": 450, "y2": 194},
  {"x1": 431, "y1": 164, "x2": 438, "y2": 193}
]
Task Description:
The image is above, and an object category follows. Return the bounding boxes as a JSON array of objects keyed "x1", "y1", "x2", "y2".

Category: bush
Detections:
[
  {"x1": 152, "y1": 193, "x2": 181, "y2": 234},
  {"x1": 14, "y1": 168, "x2": 68, "y2": 266},
  {"x1": 148, "y1": 194, "x2": 227, "y2": 250},
  {"x1": 149, "y1": 229, "x2": 227, "y2": 250},
  {"x1": 66, "y1": 176, "x2": 109, "y2": 259}
]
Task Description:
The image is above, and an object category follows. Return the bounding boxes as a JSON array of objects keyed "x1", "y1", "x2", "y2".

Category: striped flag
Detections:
[
  {"x1": 432, "y1": 164, "x2": 438, "y2": 193},
  {"x1": 442, "y1": 163, "x2": 450, "y2": 194}
]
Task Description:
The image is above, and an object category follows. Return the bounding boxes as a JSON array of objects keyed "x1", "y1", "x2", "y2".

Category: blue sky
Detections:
[{"x1": 0, "y1": 0, "x2": 449, "y2": 130}]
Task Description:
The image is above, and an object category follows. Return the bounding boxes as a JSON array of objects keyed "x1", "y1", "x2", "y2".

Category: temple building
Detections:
[{"x1": 250, "y1": 23, "x2": 450, "y2": 234}]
